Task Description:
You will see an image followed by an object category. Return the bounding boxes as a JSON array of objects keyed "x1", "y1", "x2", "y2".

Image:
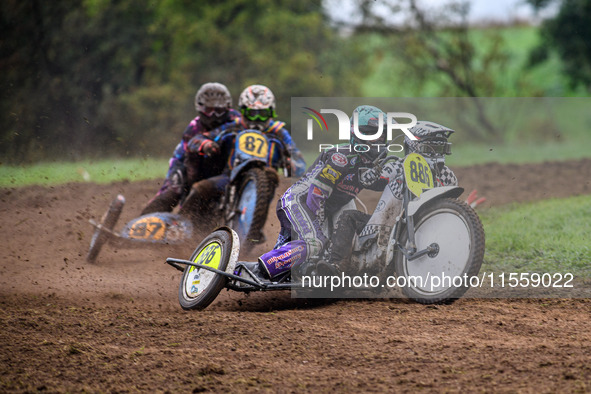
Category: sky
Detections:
[
  {"x1": 455, "y1": 0, "x2": 556, "y2": 22},
  {"x1": 325, "y1": 0, "x2": 558, "y2": 25}
]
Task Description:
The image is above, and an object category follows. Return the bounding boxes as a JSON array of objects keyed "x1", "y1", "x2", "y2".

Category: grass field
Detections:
[
  {"x1": 480, "y1": 194, "x2": 591, "y2": 277},
  {"x1": 0, "y1": 158, "x2": 169, "y2": 188}
]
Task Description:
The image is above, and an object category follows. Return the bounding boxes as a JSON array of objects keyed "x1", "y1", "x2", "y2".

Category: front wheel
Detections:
[
  {"x1": 229, "y1": 167, "x2": 274, "y2": 250},
  {"x1": 394, "y1": 198, "x2": 485, "y2": 304},
  {"x1": 178, "y1": 229, "x2": 233, "y2": 310},
  {"x1": 87, "y1": 194, "x2": 125, "y2": 263}
]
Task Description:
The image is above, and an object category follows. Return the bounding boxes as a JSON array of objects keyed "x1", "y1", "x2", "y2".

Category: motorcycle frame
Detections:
[{"x1": 166, "y1": 256, "x2": 297, "y2": 292}]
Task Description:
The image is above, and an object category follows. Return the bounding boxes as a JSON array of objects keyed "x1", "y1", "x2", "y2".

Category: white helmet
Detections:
[
  {"x1": 238, "y1": 85, "x2": 276, "y2": 129},
  {"x1": 195, "y1": 82, "x2": 232, "y2": 116}
]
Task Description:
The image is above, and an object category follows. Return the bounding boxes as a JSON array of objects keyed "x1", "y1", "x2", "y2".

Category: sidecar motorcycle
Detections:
[
  {"x1": 165, "y1": 125, "x2": 486, "y2": 309},
  {"x1": 86, "y1": 128, "x2": 292, "y2": 263}
]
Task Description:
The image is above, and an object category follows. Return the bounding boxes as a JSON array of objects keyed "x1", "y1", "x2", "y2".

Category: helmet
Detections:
[
  {"x1": 238, "y1": 84, "x2": 276, "y2": 130},
  {"x1": 404, "y1": 121, "x2": 454, "y2": 172},
  {"x1": 350, "y1": 105, "x2": 387, "y2": 162},
  {"x1": 195, "y1": 82, "x2": 232, "y2": 129}
]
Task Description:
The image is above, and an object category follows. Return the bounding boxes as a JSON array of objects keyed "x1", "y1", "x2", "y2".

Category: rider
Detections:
[
  {"x1": 237, "y1": 84, "x2": 306, "y2": 177},
  {"x1": 252, "y1": 105, "x2": 395, "y2": 279},
  {"x1": 326, "y1": 121, "x2": 459, "y2": 275},
  {"x1": 141, "y1": 82, "x2": 242, "y2": 220}
]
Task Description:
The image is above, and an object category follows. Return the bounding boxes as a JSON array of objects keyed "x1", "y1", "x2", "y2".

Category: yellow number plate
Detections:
[
  {"x1": 193, "y1": 242, "x2": 222, "y2": 270},
  {"x1": 238, "y1": 132, "x2": 268, "y2": 158},
  {"x1": 128, "y1": 217, "x2": 166, "y2": 240},
  {"x1": 403, "y1": 153, "x2": 434, "y2": 198}
]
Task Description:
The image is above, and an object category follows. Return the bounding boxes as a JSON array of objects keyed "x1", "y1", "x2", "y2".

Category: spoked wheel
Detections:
[
  {"x1": 394, "y1": 198, "x2": 485, "y2": 304},
  {"x1": 178, "y1": 229, "x2": 234, "y2": 310},
  {"x1": 86, "y1": 194, "x2": 125, "y2": 263},
  {"x1": 230, "y1": 167, "x2": 273, "y2": 251}
]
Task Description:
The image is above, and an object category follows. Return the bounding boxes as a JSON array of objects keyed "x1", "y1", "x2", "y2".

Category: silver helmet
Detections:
[{"x1": 195, "y1": 82, "x2": 232, "y2": 116}]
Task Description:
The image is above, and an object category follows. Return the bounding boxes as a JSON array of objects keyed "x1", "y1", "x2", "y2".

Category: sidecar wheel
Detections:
[
  {"x1": 394, "y1": 198, "x2": 485, "y2": 304},
  {"x1": 86, "y1": 194, "x2": 125, "y2": 263},
  {"x1": 178, "y1": 229, "x2": 233, "y2": 310}
]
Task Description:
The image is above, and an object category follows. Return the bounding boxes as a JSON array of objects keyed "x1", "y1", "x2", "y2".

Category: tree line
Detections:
[{"x1": 1, "y1": 0, "x2": 589, "y2": 164}]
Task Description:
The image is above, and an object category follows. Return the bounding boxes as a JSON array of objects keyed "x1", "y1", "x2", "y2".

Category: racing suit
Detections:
[
  {"x1": 178, "y1": 118, "x2": 307, "y2": 232},
  {"x1": 259, "y1": 147, "x2": 393, "y2": 278},
  {"x1": 328, "y1": 161, "x2": 458, "y2": 273},
  {"x1": 141, "y1": 109, "x2": 242, "y2": 216}
]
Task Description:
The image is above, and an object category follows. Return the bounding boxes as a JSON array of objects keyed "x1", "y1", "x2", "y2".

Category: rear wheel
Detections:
[
  {"x1": 230, "y1": 167, "x2": 273, "y2": 250},
  {"x1": 87, "y1": 194, "x2": 125, "y2": 263},
  {"x1": 178, "y1": 229, "x2": 233, "y2": 310},
  {"x1": 394, "y1": 198, "x2": 485, "y2": 304}
]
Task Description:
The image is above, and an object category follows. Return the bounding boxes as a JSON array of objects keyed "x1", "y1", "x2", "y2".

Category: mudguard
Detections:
[
  {"x1": 406, "y1": 186, "x2": 464, "y2": 216},
  {"x1": 230, "y1": 158, "x2": 267, "y2": 182},
  {"x1": 212, "y1": 226, "x2": 241, "y2": 276}
]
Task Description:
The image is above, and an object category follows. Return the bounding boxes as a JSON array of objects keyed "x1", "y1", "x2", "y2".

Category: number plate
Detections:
[
  {"x1": 128, "y1": 217, "x2": 166, "y2": 240},
  {"x1": 238, "y1": 132, "x2": 268, "y2": 158},
  {"x1": 193, "y1": 242, "x2": 222, "y2": 270},
  {"x1": 403, "y1": 153, "x2": 433, "y2": 197}
]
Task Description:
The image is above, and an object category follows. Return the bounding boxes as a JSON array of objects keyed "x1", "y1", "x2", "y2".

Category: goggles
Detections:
[
  {"x1": 416, "y1": 141, "x2": 452, "y2": 156},
  {"x1": 243, "y1": 108, "x2": 273, "y2": 121},
  {"x1": 201, "y1": 106, "x2": 227, "y2": 117}
]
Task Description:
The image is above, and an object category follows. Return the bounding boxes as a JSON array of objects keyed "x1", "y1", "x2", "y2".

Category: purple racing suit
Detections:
[{"x1": 259, "y1": 147, "x2": 392, "y2": 278}]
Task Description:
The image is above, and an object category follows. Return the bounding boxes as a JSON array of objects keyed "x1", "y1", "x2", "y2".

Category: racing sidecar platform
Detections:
[{"x1": 86, "y1": 194, "x2": 195, "y2": 263}]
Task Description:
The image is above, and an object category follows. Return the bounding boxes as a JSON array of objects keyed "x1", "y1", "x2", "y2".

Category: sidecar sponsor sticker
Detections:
[
  {"x1": 403, "y1": 153, "x2": 433, "y2": 197},
  {"x1": 375, "y1": 200, "x2": 386, "y2": 212},
  {"x1": 331, "y1": 152, "x2": 347, "y2": 167},
  {"x1": 319, "y1": 164, "x2": 341, "y2": 184},
  {"x1": 186, "y1": 266, "x2": 200, "y2": 296},
  {"x1": 238, "y1": 132, "x2": 268, "y2": 158},
  {"x1": 128, "y1": 217, "x2": 166, "y2": 240}
]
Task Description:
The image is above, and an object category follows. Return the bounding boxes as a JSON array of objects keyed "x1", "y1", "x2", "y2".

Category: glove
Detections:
[
  {"x1": 359, "y1": 167, "x2": 381, "y2": 188},
  {"x1": 200, "y1": 140, "x2": 220, "y2": 156}
]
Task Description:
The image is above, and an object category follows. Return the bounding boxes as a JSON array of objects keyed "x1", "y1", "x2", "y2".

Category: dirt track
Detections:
[{"x1": 1, "y1": 159, "x2": 590, "y2": 392}]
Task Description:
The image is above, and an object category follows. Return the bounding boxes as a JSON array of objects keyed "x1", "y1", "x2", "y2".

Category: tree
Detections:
[
  {"x1": 0, "y1": 0, "x2": 369, "y2": 163},
  {"x1": 527, "y1": 0, "x2": 591, "y2": 92},
  {"x1": 339, "y1": 0, "x2": 511, "y2": 141}
]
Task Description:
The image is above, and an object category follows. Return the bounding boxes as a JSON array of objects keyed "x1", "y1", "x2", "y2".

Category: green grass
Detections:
[
  {"x1": 479, "y1": 194, "x2": 591, "y2": 277},
  {"x1": 0, "y1": 158, "x2": 169, "y2": 188}
]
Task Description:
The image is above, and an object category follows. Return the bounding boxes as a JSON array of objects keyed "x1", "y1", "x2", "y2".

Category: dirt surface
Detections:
[{"x1": 1, "y1": 159, "x2": 590, "y2": 392}]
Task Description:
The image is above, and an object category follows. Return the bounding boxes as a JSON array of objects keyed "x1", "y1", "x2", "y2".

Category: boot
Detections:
[
  {"x1": 235, "y1": 261, "x2": 267, "y2": 281},
  {"x1": 141, "y1": 189, "x2": 181, "y2": 215},
  {"x1": 315, "y1": 260, "x2": 341, "y2": 276}
]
